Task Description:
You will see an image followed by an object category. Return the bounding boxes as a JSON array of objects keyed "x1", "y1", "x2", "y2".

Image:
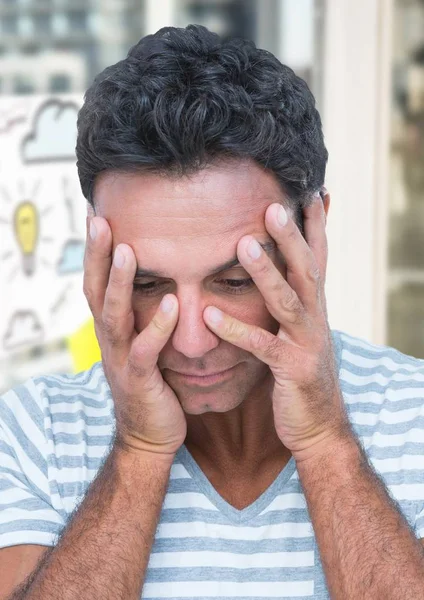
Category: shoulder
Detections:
[
  {"x1": 332, "y1": 328, "x2": 424, "y2": 445},
  {"x1": 34, "y1": 361, "x2": 113, "y2": 419},
  {"x1": 32, "y1": 360, "x2": 110, "y2": 405},
  {"x1": 333, "y1": 331, "x2": 424, "y2": 531},
  {"x1": 0, "y1": 362, "x2": 115, "y2": 516},
  {"x1": 333, "y1": 329, "x2": 424, "y2": 395},
  {"x1": 0, "y1": 366, "x2": 109, "y2": 549},
  {"x1": 0, "y1": 361, "x2": 114, "y2": 462},
  {"x1": 1, "y1": 361, "x2": 110, "y2": 428}
]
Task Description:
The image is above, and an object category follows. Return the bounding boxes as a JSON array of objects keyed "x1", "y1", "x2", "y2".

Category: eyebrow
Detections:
[{"x1": 134, "y1": 240, "x2": 277, "y2": 279}]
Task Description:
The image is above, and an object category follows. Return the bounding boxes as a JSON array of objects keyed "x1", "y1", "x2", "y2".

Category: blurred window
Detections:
[
  {"x1": 49, "y1": 73, "x2": 71, "y2": 91},
  {"x1": 67, "y1": 10, "x2": 88, "y2": 32},
  {"x1": 33, "y1": 13, "x2": 52, "y2": 34},
  {"x1": 180, "y1": 0, "x2": 256, "y2": 40},
  {"x1": 0, "y1": 0, "x2": 323, "y2": 99},
  {"x1": 12, "y1": 74, "x2": 35, "y2": 94},
  {"x1": 2, "y1": 15, "x2": 18, "y2": 34},
  {"x1": 21, "y1": 43, "x2": 40, "y2": 54},
  {"x1": 388, "y1": 0, "x2": 424, "y2": 358}
]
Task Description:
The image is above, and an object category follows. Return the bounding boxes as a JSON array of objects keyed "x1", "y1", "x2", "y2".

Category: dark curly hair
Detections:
[{"x1": 76, "y1": 24, "x2": 328, "y2": 230}]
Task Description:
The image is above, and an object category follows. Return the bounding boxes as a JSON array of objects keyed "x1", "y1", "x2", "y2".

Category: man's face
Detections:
[{"x1": 94, "y1": 159, "x2": 292, "y2": 414}]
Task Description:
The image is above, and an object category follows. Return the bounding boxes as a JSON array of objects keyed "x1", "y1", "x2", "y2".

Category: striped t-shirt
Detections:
[{"x1": 1, "y1": 329, "x2": 424, "y2": 599}]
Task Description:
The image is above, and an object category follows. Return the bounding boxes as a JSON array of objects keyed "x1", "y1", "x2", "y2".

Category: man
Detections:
[{"x1": 1, "y1": 24, "x2": 424, "y2": 600}]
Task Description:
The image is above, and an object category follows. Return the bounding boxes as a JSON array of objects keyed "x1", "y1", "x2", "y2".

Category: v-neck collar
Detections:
[
  {"x1": 175, "y1": 330, "x2": 343, "y2": 525},
  {"x1": 176, "y1": 443, "x2": 297, "y2": 524}
]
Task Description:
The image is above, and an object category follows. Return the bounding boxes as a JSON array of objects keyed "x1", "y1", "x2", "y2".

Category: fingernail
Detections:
[
  {"x1": 277, "y1": 205, "x2": 287, "y2": 227},
  {"x1": 90, "y1": 220, "x2": 97, "y2": 241},
  {"x1": 206, "y1": 307, "x2": 223, "y2": 324},
  {"x1": 160, "y1": 296, "x2": 174, "y2": 313},
  {"x1": 247, "y1": 239, "x2": 261, "y2": 260},
  {"x1": 113, "y1": 247, "x2": 125, "y2": 269}
]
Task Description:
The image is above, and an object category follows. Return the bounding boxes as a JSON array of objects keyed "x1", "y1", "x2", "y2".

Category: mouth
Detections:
[{"x1": 170, "y1": 365, "x2": 237, "y2": 386}]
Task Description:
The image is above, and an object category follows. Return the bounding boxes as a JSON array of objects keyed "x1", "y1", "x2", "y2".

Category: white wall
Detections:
[
  {"x1": 321, "y1": 0, "x2": 393, "y2": 343},
  {"x1": 145, "y1": 0, "x2": 177, "y2": 34}
]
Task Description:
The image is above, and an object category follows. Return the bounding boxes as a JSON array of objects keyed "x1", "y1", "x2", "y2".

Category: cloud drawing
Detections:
[
  {"x1": 21, "y1": 99, "x2": 79, "y2": 163},
  {"x1": 3, "y1": 311, "x2": 43, "y2": 350},
  {"x1": 58, "y1": 239, "x2": 85, "y2": 274}
]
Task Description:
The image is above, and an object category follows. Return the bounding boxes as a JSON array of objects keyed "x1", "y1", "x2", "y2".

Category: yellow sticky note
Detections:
[{"x1": 66, "y1": 318, "x2": 101, "y2": 374}]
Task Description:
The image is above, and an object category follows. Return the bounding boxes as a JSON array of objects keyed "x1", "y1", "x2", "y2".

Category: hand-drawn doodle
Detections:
[
  {"x1": 1, "y1": 180, "x2": 45, "y2": 277},
  {"x1": 13, "y1": 200, "x2": 39, "y2": 276},
  {"x1": 0, "y1": 184, "x2": 12, "y2": 205},
  {"x1": 3, "y1": 311, "x2": 43, "y2": 351},
  {"x1": 21, "y1": 99, "x2": 79, "y2": 163},
  {"x1": 7, "y1": 265, "x2": 19, "y2": 284},
  {"x1": 57, "y1": 240, "x2": 85, "y2": 274},
  {"x1": 63, "y1": 177, "x2": 78, "y2": 233},
  {"x1": 0, "y1": 96, "x2": 88, "y2": 359},
  {"x1": 0, "y1": 103, "x2": 28, "y2": 135},
  {"x1": 51, "y1": 284, "x2": 73, "y2": 315},
  {"x1": 1, "y1": 251, "x2": 13, "y2": 261}
]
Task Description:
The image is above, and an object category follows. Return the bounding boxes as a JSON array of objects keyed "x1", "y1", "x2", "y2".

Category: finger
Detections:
[
  {"x1": 102, "y1": 243, "x2": 137, "y2": 354},
  {"x1": 203, "y1": 306, "x2": 287, "y2": 370},
  {"x1": 127, "y1": 295, "x2": 179, "y2": 380},
  {"x1": 303, "y1": 191, "x2": 328, "y2": 286},
  {"x1": 85, "y1": 202, "x2": 95, "y2": 237},
  {"x1": 263, "y1": 203, "x2": 320, "y2": 313},
  {"x1": 236, "y1": 236, "x2": 306, "y2": 330},
  {"x1": 83, "y1": 216, "x2": 113, "y2": 318}
]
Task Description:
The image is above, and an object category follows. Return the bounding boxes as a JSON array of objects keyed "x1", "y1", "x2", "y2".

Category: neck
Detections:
[{"x1": 183, "y1": 370, "x2": 290, "y2": 479}]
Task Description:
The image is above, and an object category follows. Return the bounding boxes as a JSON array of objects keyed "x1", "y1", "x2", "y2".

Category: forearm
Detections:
[
  {"x1": 296, "y1": 434, "x2": 424, "y2": 599},
  {"x1": 10, "y1": 443, "x2": 174, "y2": 600}
]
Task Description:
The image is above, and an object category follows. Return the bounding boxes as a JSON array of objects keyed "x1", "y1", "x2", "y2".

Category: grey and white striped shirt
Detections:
[{"x1": 1, "y1": 329, "x2": 424, "y2": 599}]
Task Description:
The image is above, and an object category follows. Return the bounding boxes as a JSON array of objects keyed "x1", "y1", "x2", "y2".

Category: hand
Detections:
[
  {"x1": 83, "y1": 212, "x2": 186, "y2": 458},
  {"x1": 203, "y1": 193, "x2": 352, "y2": 463}
]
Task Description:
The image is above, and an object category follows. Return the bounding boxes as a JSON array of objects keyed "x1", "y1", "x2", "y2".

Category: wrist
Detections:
[
  {"x1": 293, "y1": 426, "x2": 360, "y2": 468},
  {"x1": 112, "y1": 437, "x2": 177, "y2": 470}
]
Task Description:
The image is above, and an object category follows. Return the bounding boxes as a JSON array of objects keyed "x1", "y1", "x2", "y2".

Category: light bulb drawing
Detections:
[{"x1": 14, "y1": 201, "x2": 39, "y2": 276}]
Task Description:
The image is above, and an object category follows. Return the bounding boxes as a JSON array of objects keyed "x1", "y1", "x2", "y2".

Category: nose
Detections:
[{"x1": 170, "y1": 289, "x2": 220, "y2": 358}]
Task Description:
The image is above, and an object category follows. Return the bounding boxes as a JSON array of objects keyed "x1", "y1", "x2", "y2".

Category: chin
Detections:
[{"x1": 178, "y1": 395, "x2": 244, "y2": 415}]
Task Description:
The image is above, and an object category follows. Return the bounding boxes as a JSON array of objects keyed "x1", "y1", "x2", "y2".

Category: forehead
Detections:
[
  {"x1": 94, "y1": 160, "x2": 287, "y2": 275},
  {"x1": 95, "y1": 160, "x2": 285, "y2": 226}
]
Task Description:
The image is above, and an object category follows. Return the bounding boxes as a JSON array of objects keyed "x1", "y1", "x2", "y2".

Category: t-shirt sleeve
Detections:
[
  {"x1": 414, "y1": 504, "x2": 424, "y2": 540},
  {"x1": 0, "y1": 380, "x2": 66, "y2": 549}
]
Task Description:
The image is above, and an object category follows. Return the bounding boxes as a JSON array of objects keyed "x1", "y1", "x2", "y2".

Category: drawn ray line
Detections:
[
  {"x1": 41, "y1": 205, "x2": 53, "y2": 217},
  {"x1": 1, "y1": 250, "x2": 13, "y2": 261},
  {"x1": 8, "y1": 265, "x2": 19, "y2": 283},
  {"x1": 51, "y1": 283, "x2": 73, "y2": 314},
  {"x1": 41, "y1": 258, "x2": 54, "y2": 268},
  {"x1": 0, "y1": 115, "x2": 26, "y2": 134},
  {"x1": 0, "y1": 218, "x2": 11, "y2": 225},
  {"x1": 0, "y1": 186, "x2": 12, "y2": 203},
  {"x1": 31, "y1": 179, "x2": 41, "y2": 200}
]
